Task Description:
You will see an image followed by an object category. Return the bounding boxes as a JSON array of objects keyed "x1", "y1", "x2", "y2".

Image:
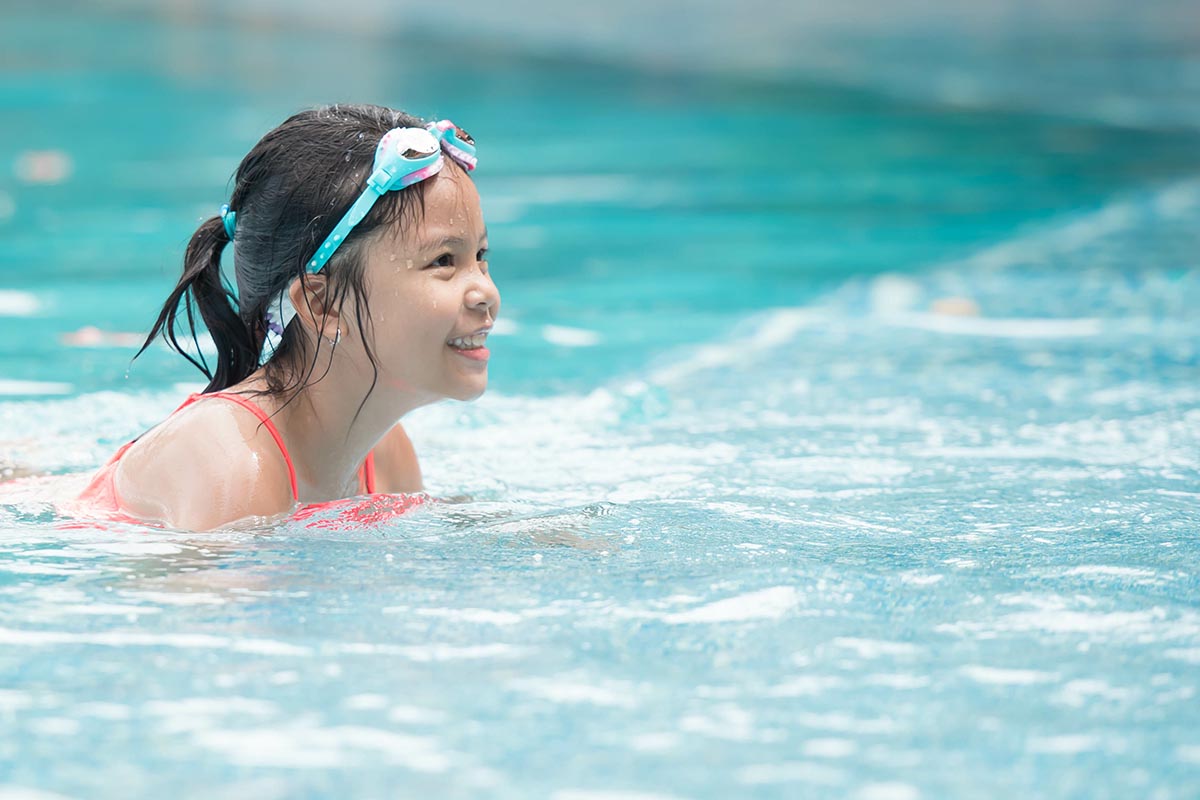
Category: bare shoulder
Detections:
[
  {"x1": 371, "y1": 421, "x2": 423, "y2": 493},
  {"x1": 113, "y1": 396, "x2": 294, "y2": 529}
]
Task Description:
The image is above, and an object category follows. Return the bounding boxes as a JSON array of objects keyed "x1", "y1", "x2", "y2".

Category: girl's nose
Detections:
[{"x1": 465, "y1": 271, "x2": 500, "y2": 318}]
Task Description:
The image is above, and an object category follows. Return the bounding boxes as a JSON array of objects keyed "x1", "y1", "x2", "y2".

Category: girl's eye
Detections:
[
  {"x1": 428, "y1": 253, "x2": 454, "y2": 268},
  {"x1": 477, "y1": 249, "x2": 489, "y2": 262}
]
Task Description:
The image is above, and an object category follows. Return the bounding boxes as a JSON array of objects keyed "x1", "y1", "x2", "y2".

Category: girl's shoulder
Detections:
[
  {"x1": 370, "y1": 422, "x2": 423, "y2": 493},
  {"x1": 112, "y1": 393, "x2": 294, "y2": 528}
]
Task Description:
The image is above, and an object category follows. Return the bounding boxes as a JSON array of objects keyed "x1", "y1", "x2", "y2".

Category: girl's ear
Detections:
[{"x1": 288, "y1": 273, "x2": 343, "y2": 342}]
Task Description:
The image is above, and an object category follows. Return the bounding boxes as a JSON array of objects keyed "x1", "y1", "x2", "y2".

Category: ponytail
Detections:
[
  {"x1": 135, "y1": 216, "x2": 261, "y2": 392},
  {"x1": 134, "y1": 104, "x2": 437, "y2": 402}
]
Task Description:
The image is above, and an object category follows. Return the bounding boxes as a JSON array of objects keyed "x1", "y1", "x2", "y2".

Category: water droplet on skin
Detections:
[{"x1": 389, "y1": 253, "x2": 397, "y2": 262}]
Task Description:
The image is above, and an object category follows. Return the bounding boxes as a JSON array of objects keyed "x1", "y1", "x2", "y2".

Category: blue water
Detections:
[{"x1": 1, "y1": 4, "x2": 1199, "y2": 799}]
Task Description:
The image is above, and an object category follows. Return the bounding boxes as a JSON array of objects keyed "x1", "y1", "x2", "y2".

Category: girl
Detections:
[{"x1": 74, "y1": 104, "x2": 499, "y2": 530}]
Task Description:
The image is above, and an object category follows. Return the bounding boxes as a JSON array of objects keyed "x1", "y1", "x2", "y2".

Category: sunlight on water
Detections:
[{"x1": 1, "y1": 3, "x2": 1199, "y2": 798}]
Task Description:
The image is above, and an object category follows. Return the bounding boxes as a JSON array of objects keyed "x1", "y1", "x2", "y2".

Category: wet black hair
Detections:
[{"x1": 137, "y1": 103, "x2": 461, "y2": 402}]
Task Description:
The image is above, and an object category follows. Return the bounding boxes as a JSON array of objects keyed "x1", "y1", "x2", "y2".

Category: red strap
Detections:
[
  {"x1": 361, "y1": 451, "x2": 377, "y2": 494},
  {"x1": 182, "y1": 392, "x2": 376, "y2": 501},
  {"x1": 195, "y1": 392, "x2": 299, "y2": 502}
]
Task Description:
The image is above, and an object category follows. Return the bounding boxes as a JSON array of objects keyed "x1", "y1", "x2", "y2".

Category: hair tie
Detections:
[{"x1": 219, "y1": 203, "x2": 237, "y2": 240}]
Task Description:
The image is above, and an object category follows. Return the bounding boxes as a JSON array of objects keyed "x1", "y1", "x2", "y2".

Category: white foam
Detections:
[
  {"x1": 736, "y1": 761, "x2": 847, "y2": 786},
  {"x1": 55, "y1": 604, "x2": 161, "y2": 616},
  {"x1": 121, "y1": 590, "x2": 228, "y2": 606},
  {"x1": 927, "y1": 181, "x2": 1199, "y2": 274},
  {"x1": 793, "y1": 712, "x2": 899, "y2": 735},
  {"x1": 0, "y1": 787, "x2": 75, "y2": 800},
  {"x1": 961, "y1": 666, "x2": 1059, "y2": 685},
  {"x1": 0, "y1": 627, "x2": 310, "y2": 656},
  {"x1": 76, "y1": 541, "x2": 183, "y2": 556},
  {"x1": 387, "y1": 705, "x2": 447, "y2": 724},
  {"x1": 335, "y1": 642, "x2": 522, "y2": 661},
  {"x1": 144, "y1": 697, "x2": 277, "y2": 717},
  {"x1": 0, "y1": 291, "x2": 40, "y2": 317},
  {"x1": 0, "y1": 380, "x2": 72, "y2": 396},
  {"x1": 409, "y1": 607, "x2": 523, "y2": 625},
  {"x1": 0, "y1": 690, "x2": 33, "y2": 712},
  {"x1": 1028, "y1": 734, "x2": 1103, "y2": 754},
  {"x1": 664, "y1": 586, "x2": 800, "y2": 624},
  {"x1": 898, "y1": 572, "x2": 943, "y2": 586},
  {"x1": 629, "y1": 732, "x2": 681, "y2": 752},
  {"x1": 650, "y1": 308, "x2": 821, "y2": 385},
  {"x1": 766, "y1": 676, "x2": 845, "y2": 697},
  {"x1": 491, "y1": 317, "x2": 519, "y2": 335},
  {"x1": 1008, "y1": 608, "x2": 1178, "y2": 635},
  {"x1": 832, "y1": 638, "x2": 920, "y2": 659},
  {"x1": 1164, "y1": 648, "x2": 1200, "y2": 665},
  {"x1": 193, "y1": 723, "x2": 449, "y2": 772},
  {"x1": 510, "y1": 677, "x2": 638, "y2": 708},
  {"x1": 1063, "y1": 566, "x2": 1160, "y2": 579},
  {"x1": 1052, "y1": 679, "x2": 1131, "y2": 709},
  {"x1": 802, "y1": 738, "x2": 858, "y2": 758},
  {"x1": 869, "y1": 274, "x2": 922, "y2": 314},
  {"x1": 73, "y1": 701, "x2": 131, "y2": 720},
  {"x1": 28, "y1": 717, "x2": 80, "y2": 737},
  {"x1": 146, "y1": 697, "x2": 277, "y2": 736},
  {"x1": 165, "y1": 333, "x2": 217, "y2": 358},
  {"x1": 856, "y1": 782, "x2": 922, "y2": 800},
  {"x1": 864, "y1": 674, "x2": 931, "y2": 690},
  {"x1": 1155, "y1": 182, "x2": 1200, "y2": 217},
  {"x1": 1176, "y1": 745, "x2": 1200, "y2": 764},
  {"x1": 541, "y1": 324, "x2": 601, "y2": 347},
  {"x1": 553, "y1": 791, "x2": 685, "y2": 800},
  {"x1": 1, "y1": 563, "x2": 99, "y2": 577},
  {"x1": 679, "y1": 704, "x2": 757, "y2": 741},
  {"x1": 883, "y1": 312, "x2": 1100, "y2": 339},
  {"x1": 709, "y1": 501, "x2": 802, "y2": 527},
  {"x1": 343, "y1": 693, "x2": 390, "y2": 711}
]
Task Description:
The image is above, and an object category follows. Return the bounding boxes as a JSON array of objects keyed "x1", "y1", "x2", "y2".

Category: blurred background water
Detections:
[{"x1": 0, "y1": 1, "x2": 1198, "y2": 798}]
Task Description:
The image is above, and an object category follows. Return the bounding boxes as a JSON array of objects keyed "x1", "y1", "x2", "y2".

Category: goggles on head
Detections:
[
  {"x1": 305, "y1": 120, "x2": 476, "y2": 273},
  {"x1": 256, "y1": 119, "x2": 477, "y2": 365}
]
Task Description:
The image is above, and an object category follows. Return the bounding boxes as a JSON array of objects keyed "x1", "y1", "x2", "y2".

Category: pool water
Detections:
[{"x1": 1, "y1": 4, "x2": 1199, "y2": 799}]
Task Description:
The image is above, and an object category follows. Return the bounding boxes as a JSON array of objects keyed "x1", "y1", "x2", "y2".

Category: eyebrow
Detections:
[{"x1": 421, "y1": 227, "x2": 488, "y2": 252}]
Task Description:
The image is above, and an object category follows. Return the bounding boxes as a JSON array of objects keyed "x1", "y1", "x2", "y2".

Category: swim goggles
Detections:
[
  {"x1": 305, "y1": 119, "x2": 476, "y2": 273},
  {"x1": 257, "y1": 119, "x2": 477, "y2": 363}
]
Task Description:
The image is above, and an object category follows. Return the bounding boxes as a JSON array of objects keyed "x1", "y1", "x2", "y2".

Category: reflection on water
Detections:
[{"x1": 1, "y1": 1, "x2": 1199, "y2": 798}]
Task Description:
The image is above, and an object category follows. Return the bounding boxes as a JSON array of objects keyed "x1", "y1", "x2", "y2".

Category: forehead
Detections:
[
  {"x1": 417, "y1": 167, "x2": 483, "y2": 244},
  {"x1": 378, "y1": 165, "x2": 484, "y2": 252}
]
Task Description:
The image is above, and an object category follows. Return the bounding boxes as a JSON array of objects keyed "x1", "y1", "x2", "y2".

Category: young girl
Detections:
[{"x1": 74, "y1": 103, "x2": 499, "y2": 530}]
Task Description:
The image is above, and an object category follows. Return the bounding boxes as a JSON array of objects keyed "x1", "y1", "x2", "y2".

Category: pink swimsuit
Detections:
[{"x1": 74, "y1": 391, "x2": 382, "y2": 523}]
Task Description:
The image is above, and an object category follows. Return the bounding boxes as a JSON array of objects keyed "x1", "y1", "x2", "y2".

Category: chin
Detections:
[{"x1": 450, "y1": 379, "x2": 487, "y2": 402}]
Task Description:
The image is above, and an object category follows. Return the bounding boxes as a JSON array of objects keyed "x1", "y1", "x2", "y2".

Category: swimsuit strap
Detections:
[
  {"x1": 361, "y1": 451, "x2": 377, "y2": 494},
  {"x1": 181, "y1": 392, "x2": 299, "y2": 502},
  {"x1": 177, "y1": 392, "x2": 379, "y2": 500}
]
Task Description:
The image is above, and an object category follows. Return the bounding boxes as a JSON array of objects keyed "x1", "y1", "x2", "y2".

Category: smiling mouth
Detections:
[{"x1": 447, "y1": 333, "x2": 488, "y2": 350}]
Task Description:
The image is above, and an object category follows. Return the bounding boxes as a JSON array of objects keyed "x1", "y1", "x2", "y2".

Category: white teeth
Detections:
[{"x1": 448, "y1": 333, "x2": 487, "y2": 349}]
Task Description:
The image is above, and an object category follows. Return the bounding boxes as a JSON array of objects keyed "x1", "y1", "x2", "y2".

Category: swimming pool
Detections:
[{"x1": 1, "y1": 4, "x2": 1199, "y2": 798}]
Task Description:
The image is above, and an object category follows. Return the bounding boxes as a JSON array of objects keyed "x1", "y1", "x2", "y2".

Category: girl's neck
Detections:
[{"x1": 241, "y1": 355, "x2": 433, "y2": 502}]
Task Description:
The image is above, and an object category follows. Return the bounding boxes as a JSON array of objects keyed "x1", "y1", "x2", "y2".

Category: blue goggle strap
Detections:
[{"x1": 305, "y1": 147, "x2": 442, "y2": 273}]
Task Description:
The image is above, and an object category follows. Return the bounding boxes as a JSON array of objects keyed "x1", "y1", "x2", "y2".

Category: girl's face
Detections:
[{"x1": 355, "y1": 163, "x2": 499, "y2": 404}]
